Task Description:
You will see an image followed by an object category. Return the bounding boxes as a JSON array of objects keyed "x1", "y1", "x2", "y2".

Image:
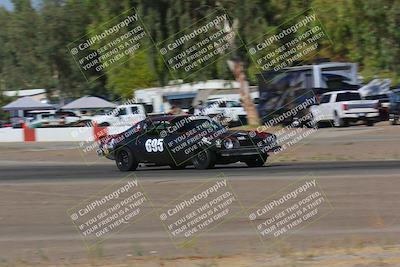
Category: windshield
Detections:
[
  {"x1": 205, "y1": 101, "x2": 219, "y2": 108},
  {"x1": 226, "y1": 101, "x2": 241, "y2": 107},
  {"x1": 176, "y1": 118, "x2": 223, "y2": 132}
]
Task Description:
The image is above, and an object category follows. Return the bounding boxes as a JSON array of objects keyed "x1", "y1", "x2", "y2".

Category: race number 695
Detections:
[{"x1": 145, "y1": 138, "x2": 164, "y2": 152}]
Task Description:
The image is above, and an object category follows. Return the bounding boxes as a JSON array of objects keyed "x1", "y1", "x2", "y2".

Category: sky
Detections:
[
  {"x1": 0, "y1": 0, "x2": 12, "y2": 10},
  {"x1": 0, "y1": 0, "x2": 41, "y2": 11}
]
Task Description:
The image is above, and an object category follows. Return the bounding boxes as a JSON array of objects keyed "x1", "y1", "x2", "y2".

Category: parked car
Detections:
[
  {"x1": 89, "y1": 104, "x2": 147, "y2": 127},
  {"x1": 195, "y1": 99, "x2": 247, "y2": 126},
  {"x1": 310, "y1": 90, "x2": 380, "y2": 127},
  {"x1": 365, "y1": 94, "x2": 390, "y2": 120},
  {"x1": 389, "y1": 89, "x2": 400, "y2": 125},
  {"x1": 26, "y1": 110, "x2": 80, "y2": 128}
]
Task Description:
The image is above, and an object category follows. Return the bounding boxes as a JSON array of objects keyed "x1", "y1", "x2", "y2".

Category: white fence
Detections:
[
  {"x1": 0, "y1": 126, "x2": 130, "y2": 142},
  {"x1": 0, "y1": 128, "x2": 24, "y2": 142}
]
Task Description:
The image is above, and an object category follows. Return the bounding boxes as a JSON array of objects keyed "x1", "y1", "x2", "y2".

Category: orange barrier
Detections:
[
  {"x1": 93, "y1": 122, "x2": 108, "y2": 141},
  {"x1": 22, "y1": 123, "x2": 36, "y2": 142}
]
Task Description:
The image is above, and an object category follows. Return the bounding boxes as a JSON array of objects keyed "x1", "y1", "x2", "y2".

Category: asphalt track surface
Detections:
[
  {"x1": 1, "y1": 160, "x2": 399, "y2": 182},
  {"x1": 1, "y1": 159, "x2": 400, "y2": 262}
]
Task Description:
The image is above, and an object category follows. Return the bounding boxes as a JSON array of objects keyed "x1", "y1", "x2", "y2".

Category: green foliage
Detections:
[
  {"x1": 106, "y1": 50, "x2": 158, "y2": 98},
  {"x1": 311, "y1": 0, "x2": 399, "y2": 83},
  {"x1": 0, "y1": 94, "x2": 14, "y2": 120},
  {"x1": 0, "y1": 0, "x2": 398, "y2": 101}
]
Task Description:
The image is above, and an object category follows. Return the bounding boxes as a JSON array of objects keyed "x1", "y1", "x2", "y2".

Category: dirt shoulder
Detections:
[{"x1": 5, "y1": 244, "x2": 400, "y2": 267}]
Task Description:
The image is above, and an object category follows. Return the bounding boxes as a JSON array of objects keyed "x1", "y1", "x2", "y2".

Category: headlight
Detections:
[
  {"x1": 223, "y1": 139, "x2": 234, "y2": 149},
  {"x1": 215, "y1": 139, "x2": 222, "y2": 148}
]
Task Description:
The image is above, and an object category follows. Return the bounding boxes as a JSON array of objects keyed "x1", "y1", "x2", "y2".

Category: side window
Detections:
[
  {"x1": 147, "y1": 121, "x2": 170, "y2": 135},
  {"x1": 175, "y1": 120, "x2": 197, "y2": 133},
  {"x1": 117, "y1": 108, "x2": 127, "y2": 116},
  {"x1": 130, "y1": 106, "x2": 138, "y2": 114},
  {"x1": 229, "y1": 101, "x2": 241, "y2": 107},
  {"x1": 147, "y1": 122, "x2": 161, "y2": 135},
  {"x1": 320, "y1": 94, "x2": 331, "y2": 104}
]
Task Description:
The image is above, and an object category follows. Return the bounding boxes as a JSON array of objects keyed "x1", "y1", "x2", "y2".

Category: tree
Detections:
[
  {"x1": 0, "y1": 0, "x2": 398, "y2": 107},
  {"x1": 39, "y1": 0, "x2": 106, "y2": 99},
  {"x1": 3, "y1": 0, "x2": 48, "y2": 89},
  {"x1": 106, "y1": 50, "x2": 158, "y2": 98}
]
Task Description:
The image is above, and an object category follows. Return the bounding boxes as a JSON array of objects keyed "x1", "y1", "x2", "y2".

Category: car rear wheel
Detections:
[
  {"x1": 115, "y1": 147, "x2": 138, "y2": 171},
  {"x1": 333, "y1": 113, "x2": 348, "y2": 127},
  {"x1": 244, "y1": 156, "x2": 266, "y2": 167},
  {"x1": 192, "y1": 149, "x2": 216, "y2": 169}
]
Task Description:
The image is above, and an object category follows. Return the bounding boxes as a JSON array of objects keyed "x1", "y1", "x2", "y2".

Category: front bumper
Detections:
[
  {"x1": 96, "y1": 147, "x2": 115, "y2": 160},
  {"x1": 218, "y1": 146, "x2": 280, "y2": 157}
]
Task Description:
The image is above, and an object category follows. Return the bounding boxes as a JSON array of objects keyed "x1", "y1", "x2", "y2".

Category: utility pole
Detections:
[{"x1": 224, "y1": 18, "x2": 260, "y2": 125}]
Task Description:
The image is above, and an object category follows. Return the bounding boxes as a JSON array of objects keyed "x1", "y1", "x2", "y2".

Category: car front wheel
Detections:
[
  {"x1": 192, "y1": 149, "x2": 216, "y2": 169},
  {"x1": 365, "y1": 120, "x2": 375, "y2": 126},
  {"x1": 244, "y1": 156, "x2": 266, "y2": 167},
  {"x1": 115, "y1": 147, "x2": 138, "y2": 171}
]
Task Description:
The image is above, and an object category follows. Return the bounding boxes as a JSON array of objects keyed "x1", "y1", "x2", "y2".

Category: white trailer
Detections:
[{"x1": 134, "y1": 80, "x2": 241, "y2": 113}]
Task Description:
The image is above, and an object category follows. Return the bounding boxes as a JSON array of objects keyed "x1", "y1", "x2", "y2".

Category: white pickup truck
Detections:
[
  {"x1": 310, "y1": 91, "x2": 380, "y2": 127},
  {"x1": 195, "y1": 99, "x2": 247, "y2": 126},
  {"x1": 91, "y1": 104, "x2": 147, "y2": 127}
]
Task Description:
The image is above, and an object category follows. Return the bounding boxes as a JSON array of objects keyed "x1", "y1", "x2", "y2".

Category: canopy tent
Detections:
[
  {"x1": 2, "y1": 96, "x2": 55, "y2": 111},
  {"x1": 61, "y1": 96, "x2": 116, "y2": 110}
]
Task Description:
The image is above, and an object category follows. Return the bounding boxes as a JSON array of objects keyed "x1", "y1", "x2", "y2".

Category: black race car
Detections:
[{"x1": 97, "y1": 115, "x2": 279, "y2": 171}]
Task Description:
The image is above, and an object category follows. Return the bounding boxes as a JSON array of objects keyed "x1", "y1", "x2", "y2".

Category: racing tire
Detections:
[
  {"x1": 192, "y1": 149, "x2": 216, "y2": 170},
  {"x1": 365, "y1": 120, "x2": 375, "y2": 127},
  {"x1": 333, "y1": 113, "x2": 348, "y2": 127},
  {"x1": 115, "y1": 147, "x2": 138, "y2": 171},
  {"x1": 244, "y1": 156, "x2": 266, "y2": 167}
]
